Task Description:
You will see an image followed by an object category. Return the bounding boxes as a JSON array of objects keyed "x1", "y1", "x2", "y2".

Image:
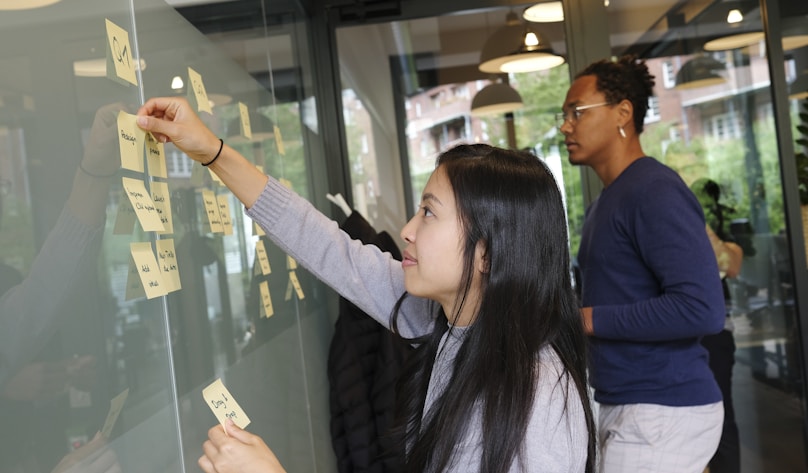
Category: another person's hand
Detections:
[
  {"x1": 706, "y1": 224, "x2": 743, "y2": 278},
  {"x1": 136, "y1": 97, "x2": 221, "y2": 165},
  {"x1": 198, "y1": 419, "x2": 286, "y2": 473}
]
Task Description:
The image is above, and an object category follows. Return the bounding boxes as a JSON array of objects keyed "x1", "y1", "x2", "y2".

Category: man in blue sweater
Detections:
[{"x1": 559, "y1": 55, "x2": 726, "y2": 473}]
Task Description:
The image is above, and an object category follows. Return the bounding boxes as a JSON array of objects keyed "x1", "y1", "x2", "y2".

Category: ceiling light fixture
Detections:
[
  {"x1": 703, "y1": 31, "x2": 763, "y2": 51},
  {"x1": 73, "y1": 57, "x2": 147, "y2": 77},
  {"x1": 674, "y1": 55, "x2": 727, "y2": 90},
  {"x1": 171, "y1": 76, "x2": 184, "y2": 90},
  {"x1": 0, "y1": 0, "x2": 61, "y2": 10},
  {"x1": 479, "y1": 11, "x2": 565, "y2": 74},
  {"x1": 470, "y1": 81, "x2": 524, "y2": 117},
  {"x1": 704, "y1": 32, "x2": 808, "y2": 52},
  {"x1": 726, "y1": 9, "x2": 743, "y2": 24},
  {"x1": 522, "y1": 1, "x2": 564, "y2": 23}
]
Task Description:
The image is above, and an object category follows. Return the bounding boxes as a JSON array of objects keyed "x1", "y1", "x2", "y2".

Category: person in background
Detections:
[
  {"x1": 559, "y1": 55, "x2": 726, "y2": 473},
  {"x1": 136, "y1": 96, "x2": 596, "y2": 473},
  {"x1": 692, "y1": 177, "x2": 744, "y2": 473}
]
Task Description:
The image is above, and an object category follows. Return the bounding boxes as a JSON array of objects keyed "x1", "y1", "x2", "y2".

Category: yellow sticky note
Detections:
[
  {"x1": 156, "y1": 239, "x2": 181, "y2": 293},
  {"x1": 259, "y1": 281, "x2": 274, "y2": 318},
  {"x1": 287, "y1": 255, "x2": 298, "y2": 270},
  {"x1": 274, "y1": 125, "x2": 285, "y2": 155},
  {"x1": 208, "y1": 168, "x2": 224, "y2": 186},
  {"x1": 117, "y1": 111, "x2": 145, "y2": 172},
  {"x1": 125, "y1": 255, "x2": 147, "y2": 300},
  {"x1": 239, "y1": 102, "x2": 252, "y2": 140},
  {"x1": 151, "y1": 181, "x2": 174, "y2": 235},
  {"x1": 253, "y1": 221, "x2": 265, "y2": 237},
  {"x1": 284, "y1": 277, "x2": 293, "y2": 301},
  {"x1": 289, "y1": 270, "x2": 305, "y2": 300},
  {"x1": 122, "y1": 177, "x2": 165, "y2": 232},
  {"x1": 113, "y1": 190, "x2": 137, "y2": 235},
  {"x1": 201, "y1": 190, "x2": 224, "y2": 233},
  {"x1": 188, "y1": 67, "x2": 213, "y2": 114},
  {"x1": 130, "y1": 242, "x2": 168, "y2": 299},
  {"x1": 146, "y1": 134, "x2": 167, "y2": 178},
  {"x1": 104, "y1": 19, "x2": 137, "y2": 86},
  {"x1": 217, "y1": 194, "x2": 234, "y2": 236},
  {"x1": 100, "y1": 388, "x2": 129, "y2": 439},
  {"x1": 256, "y1": 240, "x2": 271, "y2": 275},
  {"x1": 202, "y1": 378, "x2": 251, "y2": 430}
]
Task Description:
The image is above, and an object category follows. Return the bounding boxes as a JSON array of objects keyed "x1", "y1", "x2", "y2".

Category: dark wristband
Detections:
[{"x1": 202, "y1": 138, "x2": 224, "y2": 167}]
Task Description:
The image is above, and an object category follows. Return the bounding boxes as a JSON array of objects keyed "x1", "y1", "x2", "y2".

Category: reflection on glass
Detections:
[
  {"x1": 0, "y1": 0, "x2": 334, "y2": 472},
  {"x1": 336, "y1": 7, "x2": 579, "y2": 253},
  {"x1": 608, "y1": 0, "x2": 807, "y2": 470}
]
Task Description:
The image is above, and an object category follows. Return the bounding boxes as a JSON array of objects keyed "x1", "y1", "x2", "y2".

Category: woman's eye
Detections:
[{"x1": 421, "y1": 206, "x2": 433, "y2": 217}]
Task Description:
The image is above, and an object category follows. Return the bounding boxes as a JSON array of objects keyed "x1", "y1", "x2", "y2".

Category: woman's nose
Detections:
[{"x1": 400, "y1": 217, "x2": 416, "y2": 243}]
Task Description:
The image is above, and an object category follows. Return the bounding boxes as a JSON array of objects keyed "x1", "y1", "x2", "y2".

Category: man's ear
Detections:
[{"x1": 617, "y1": 99, "x2": 633, "y2": 130}]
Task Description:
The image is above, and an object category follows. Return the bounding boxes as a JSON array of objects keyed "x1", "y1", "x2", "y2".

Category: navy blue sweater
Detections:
[{"x1": 578, "y1": 157, "x2": 725, "y2": 406}]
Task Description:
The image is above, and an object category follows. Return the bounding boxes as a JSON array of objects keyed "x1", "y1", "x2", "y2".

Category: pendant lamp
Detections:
[
  {"x1": 479, "y1": 11, "x2": 564, "y2": 74},
  {"x1": 470, "y1": 81, "x2": 524, "y2": 117},
  {"x1": 674, "y1": 55, "x2": 727, "y2": 90},
  {"x1": 522, "y1": 1, "x2": 564, "y2": 23},
  {"x1": 0, "y1": 0, "x2": 61, "y2": 9}
]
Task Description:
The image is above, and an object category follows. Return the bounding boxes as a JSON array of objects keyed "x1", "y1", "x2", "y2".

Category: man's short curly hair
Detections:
[{"x1": 576, "y1": 55, "x2": 656, "y2": 134}]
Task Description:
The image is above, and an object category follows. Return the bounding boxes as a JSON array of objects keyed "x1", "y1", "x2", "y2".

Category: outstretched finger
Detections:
[{"x1": 198, "y1": 454, "x2": 216, "y2": 473}]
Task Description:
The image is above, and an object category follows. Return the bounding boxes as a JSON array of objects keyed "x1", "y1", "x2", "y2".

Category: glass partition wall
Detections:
[
  {"x1": 609, "y1": 0, "x2": 808, "y2": 470},
  {"x1": 335, "y1": 6, "x2": 583, "y2": 253},
  {"x1": 333, "y1": 0, "x2": 808, "y2": 471},
  {"x1": 4, "y1": 0, "x2": 808, "y2": 471},
  {"x1": 0, "y1": 1, "x2": 337, "y2": 472}
]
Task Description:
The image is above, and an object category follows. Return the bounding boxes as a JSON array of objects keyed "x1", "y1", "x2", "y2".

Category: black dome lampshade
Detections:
[
  {"x1": 675, "y1": 55, "x2": 727, "y2": 90},
  {"x1": 478, "y1": 11, "x2": 564, "y2": 74},
  {"x1": 470, "y1": 82, "x2": 524, "y2": 117}
]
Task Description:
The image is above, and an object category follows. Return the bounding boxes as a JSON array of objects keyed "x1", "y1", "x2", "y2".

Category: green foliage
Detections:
[
  {"x1": 795, "y1": 99, "x2": 808, "y2": 205},
  {"x1": 0, "y1": 199, "x2": 35, "y2": 273}
]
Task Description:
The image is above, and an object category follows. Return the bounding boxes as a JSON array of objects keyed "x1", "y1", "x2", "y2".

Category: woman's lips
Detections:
[{"x1": 402, "y1": 251, "x2": 417, "y2": 268}]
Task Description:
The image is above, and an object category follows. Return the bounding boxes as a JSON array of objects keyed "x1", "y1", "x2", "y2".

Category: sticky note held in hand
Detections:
[{"x1": 202, "y1": 378, "x2": 251, "y2": 430}]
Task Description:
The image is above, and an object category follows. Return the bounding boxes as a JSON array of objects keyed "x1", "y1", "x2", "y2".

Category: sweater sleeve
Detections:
[
  {"x1": 0, "y1": 208, "x2": 103, "y2": 385},
  {"x1": 246, "y1": 177, "x2": 435, "y2": 339},
  {"x1": 592, "y1": 176, "x2": 726, "y2": 341}
]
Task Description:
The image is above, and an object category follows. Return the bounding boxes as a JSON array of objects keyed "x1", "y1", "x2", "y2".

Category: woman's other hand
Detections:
[{"x1": 198, "y1": 419, "x2": 286, "y2": 473}]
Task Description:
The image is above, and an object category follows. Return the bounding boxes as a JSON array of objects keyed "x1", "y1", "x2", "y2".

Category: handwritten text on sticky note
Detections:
[{"x1": 202, "y1": 378, "x2": 251, "y2": 430}]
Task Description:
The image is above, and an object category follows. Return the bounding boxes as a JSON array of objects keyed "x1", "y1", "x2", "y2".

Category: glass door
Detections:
[{"x1": 605, "y1": 0, "x2": 807, "y2": 470}]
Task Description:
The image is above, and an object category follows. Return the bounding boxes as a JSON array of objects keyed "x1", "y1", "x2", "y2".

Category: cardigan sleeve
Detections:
[{"x1": 246, "y1": 177, "x2": 435, "y2": 339}]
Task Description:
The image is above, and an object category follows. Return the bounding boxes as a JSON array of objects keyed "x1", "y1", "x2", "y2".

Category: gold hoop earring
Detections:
[{"x1": 618, "y1": 126, "x2": 627, "y2": 138}]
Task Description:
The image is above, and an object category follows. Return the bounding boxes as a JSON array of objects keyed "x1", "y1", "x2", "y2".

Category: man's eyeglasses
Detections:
[{"x1": 555, "y1": 102, "x2": 612, "y2": 128}]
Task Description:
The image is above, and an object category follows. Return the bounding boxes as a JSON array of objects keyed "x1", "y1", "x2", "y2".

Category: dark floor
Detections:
[{"x1": 733, "y1": 350, "x2": 806, "y2": 472}]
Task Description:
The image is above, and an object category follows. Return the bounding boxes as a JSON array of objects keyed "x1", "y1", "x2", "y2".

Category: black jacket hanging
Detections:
[{"x1": 328, "y1": 211, "x2": 412, "y2": 473}]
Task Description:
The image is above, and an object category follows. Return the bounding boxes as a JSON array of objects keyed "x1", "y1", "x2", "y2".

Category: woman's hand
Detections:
[
  {"x1": 80, "y1": 102, "x2": 128, "y2": 177},
  {"x1": 136, "y1": 97, "x2": 221, "y2": 165},
  {"x1": 198, "y1": 420, "x2": 286, "y2": 473}
]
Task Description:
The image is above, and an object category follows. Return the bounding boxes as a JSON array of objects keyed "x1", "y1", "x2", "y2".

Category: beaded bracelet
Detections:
[{"x1": 202, "y1": 138, "x2": 225, "y2": 167}]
